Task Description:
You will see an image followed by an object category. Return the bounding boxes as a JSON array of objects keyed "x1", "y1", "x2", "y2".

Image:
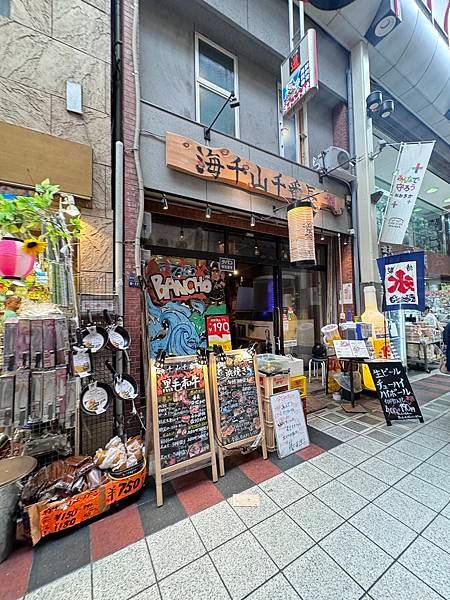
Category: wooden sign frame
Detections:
[
  {"x1": 150, "y1": 355, "x2": 218, "y2": 506},
  {"x1": 209, "y1": 349, "x2": 267, "y2": 477}
]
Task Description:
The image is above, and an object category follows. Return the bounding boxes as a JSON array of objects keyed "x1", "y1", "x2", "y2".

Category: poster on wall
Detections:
[
  {"x1": 377, "y1": 251, "x2": 425, "y2": 312},
  {"x1": 205, "y1": 314, "x2": 232, "y2": 351},
  {"x1": 379, "y1": 141, "x2": 435, "y2": 245},
  {"x1": 145, "y1": 257, "x2": 227, "y2": 358}
]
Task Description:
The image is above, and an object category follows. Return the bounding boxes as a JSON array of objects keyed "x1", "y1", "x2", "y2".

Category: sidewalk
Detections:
[{"x1": 2, "y1": 375, "x2": 449, "y2": 600}]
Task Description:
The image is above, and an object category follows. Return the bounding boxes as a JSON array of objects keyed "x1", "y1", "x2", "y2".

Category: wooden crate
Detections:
[
  {"x1": 258, "y1": 372, "x2": 290, "y2": 397},
  {"x1": 289, "y1": 375, "x2": 307, "y2": 398}
]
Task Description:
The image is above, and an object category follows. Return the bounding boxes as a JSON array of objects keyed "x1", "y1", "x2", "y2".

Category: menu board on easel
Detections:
[
  {"x1": 150, "y1": 355, "x2": 218, "y2": 506},
  {"x1": 209, "y1": 349, "x2": 267, "y2": 476}
]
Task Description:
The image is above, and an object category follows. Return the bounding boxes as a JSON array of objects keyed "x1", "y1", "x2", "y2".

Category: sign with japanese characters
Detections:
[
  {"x1": 270, "y1": 389, "x2": 309, "y2": 458},
  {"x1": 166, "y1": 133, "x2": 345, "y2": 215},
  {"x1": 377, "y1": 251, "x2": 425, "y2": 311},
  {"x1": 379, "y1": 141, "x2": 435, "y2": 244},
  {"x1": 219, "y1": 257, "x2": 235, "y2": 272},
  {"x1": 287, "y1": 201, "x2": 316, "y2": 264},
  {"x1": 367, "y1": 361, "x2": 423, "y2": 425},
  {"x1": 281, "y1": 29, "x2": 319, "y2": 117},
  {"x1": 206, "y1": 314, "x2": 232, "y2": 352},
  {"x1": 155, "y1": 359, "x2": 211, "y2": 468}
]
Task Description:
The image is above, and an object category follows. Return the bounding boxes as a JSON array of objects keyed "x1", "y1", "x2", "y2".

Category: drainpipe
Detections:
[{"x1": 346, "y1": 66, "x2": 361, "y2": 316}]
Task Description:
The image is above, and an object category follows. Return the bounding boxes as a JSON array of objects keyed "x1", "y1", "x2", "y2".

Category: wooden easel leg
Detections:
[
  {"x1": 211, "y1": 450, "x2": 219, "y2": 482},
  {"x1": 155, "y1": 471, "x2": 163, "y2": 507},
  {"x1": 218, "y1": 446, "x2": 225, "y2": 477},
  {"x1": 261, "y1": 432, "x2": 268, "y2": 460}
]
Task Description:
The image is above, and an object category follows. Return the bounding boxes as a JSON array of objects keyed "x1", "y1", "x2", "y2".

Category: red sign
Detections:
[
  {"x1": 206, "y1": 315, "x2": 232, "y2": 351},
  {"x1": 105, "y1": 468, "x2": 146, "y2": 505},
  {"x1": 39, "y1": 489, "x2": 102, "y2": 536}
]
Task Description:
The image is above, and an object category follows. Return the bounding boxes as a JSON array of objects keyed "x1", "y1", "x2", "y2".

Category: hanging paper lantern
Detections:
[
  {"x1": 287, "y1": 201, "x2": 316, "y2": 265},
  {"x1": 0, "y1": 237, "x2": 35, "y2": 279}
]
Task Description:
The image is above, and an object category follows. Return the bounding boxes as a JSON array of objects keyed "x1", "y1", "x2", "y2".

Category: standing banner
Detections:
[
  {"x1": 379, "y1": 141, "x2": 435, "y2": 244},
  {"x1": 377, "y1": 251, "x2": 425, "y2": 311}
]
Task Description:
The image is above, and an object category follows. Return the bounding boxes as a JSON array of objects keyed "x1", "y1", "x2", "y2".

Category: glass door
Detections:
[{"x1": 279, "y1": 268, "x2": 326, "y2": 362}]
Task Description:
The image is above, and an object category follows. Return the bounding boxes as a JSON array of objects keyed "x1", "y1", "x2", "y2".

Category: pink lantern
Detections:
[{"x1": 0, "y1": 237, "x2": 35, "y2": 279}]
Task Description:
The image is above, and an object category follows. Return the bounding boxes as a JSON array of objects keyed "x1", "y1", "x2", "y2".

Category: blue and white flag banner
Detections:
[{"x1": 377, "y1": 251, "x2": 425, "y2": 312}]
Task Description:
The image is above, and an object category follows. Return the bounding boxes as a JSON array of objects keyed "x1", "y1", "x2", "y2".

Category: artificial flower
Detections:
[{"x1": 22, "y1": 239, "x2": 47, "y2": 257}]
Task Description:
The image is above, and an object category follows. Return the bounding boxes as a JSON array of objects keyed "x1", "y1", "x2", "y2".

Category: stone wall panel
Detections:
[
  {"x1": 11, "y1": 0, "x2": 51, "y2": 35},
  {"x1": 0, "y1": 76, "x2": 51, "y2": 133},
  {"x1": 79, "y1": 216, "x2": 113, "y2": 273}
]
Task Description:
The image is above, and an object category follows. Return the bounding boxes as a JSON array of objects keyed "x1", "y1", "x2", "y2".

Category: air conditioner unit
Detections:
[{"x1": 322, "y1": 146, "x2": 356, "y2": 183}]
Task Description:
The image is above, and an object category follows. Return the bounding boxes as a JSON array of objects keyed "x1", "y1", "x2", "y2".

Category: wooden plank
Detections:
[
  {"x1": 166, "y1": 132, "x2": 345, "y2": 215},
  {"x1": 0, "y1": 121, "x2": 93, "y2": 199}
]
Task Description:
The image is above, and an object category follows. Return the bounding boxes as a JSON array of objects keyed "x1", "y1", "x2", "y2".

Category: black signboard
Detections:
[
  {"x1": 367, "y1": 361, "x2": 423, "y2": 426},
  {"x1": 156, "y1": 359, "x2": 210, "y2": 468},
  {"x1": 219, "y1": 257, "x2": 235, "y2": 272},
  {"x1": 215, "y1": 352, "x2": 261, "y2": 444}
]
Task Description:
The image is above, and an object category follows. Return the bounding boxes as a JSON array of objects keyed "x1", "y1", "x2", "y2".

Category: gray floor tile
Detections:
[
  {"x1": 228, "y1": 485, "x2": 279, "y2": 528},
  {"x1": 338, "y1": 468, "x2": 389, "y2": 501},
  {"x1": 147, "y1": 518, "x2": 205, "y2": 580},
  {"x1": 407, "y1": 432, "x2": 447, "y2": 451},
  {"x1": 259, "y1": 472, "x2": 308, "y2": 508},
  {"x1": 93, "y1": 540, "x2": 155, "y2": 600},
  {"x1": 286, "y1": 494, "x2": 344, "y2": 541},
  {"x1": 309, "y1": 453, "x2": 352, "y2": 477},
  {"x1": 377, "y1": 423, "x2": 410, "y2": 437},
  {"x1": 158, "y1": 555, "x2": 230, "y2": 600},
  {"x1": 26, "y1": 566, "x2": 91, "y2": 600},
  {"x1": 350, "y1": 504, "x2": 416, "y2": 558},
  {"x1": 376, "y1": 447, "x2": 421, "y2": 473},
  {"x1": 426, "y1": 451, "x2": 450, "y2": 473},
  {"x1": 364, "y1": 430, "x2": 397, "y2": 445},
  {"x1": 321, "y1": 412, "x2": 348, "y2": 424},
  {"x1": 329, "y1": 443, "x2": 372, "y2": 465},
  {"x1": 341, "y1": 420, "x2": 371, "y2": 433},
  {"x1": 286, "y1": 461, "x2": 332, "y2": 491},
  {"x1": 210, "y1": 530, "x2": 277, "y2": 600},
  {"x1": 369, "y1": 563, "x2": 442, "y2": 600},
  {"x1": 133, "y1": 586, "x2": 161, "y2": 600},
  {"x1": 399, "y1": 536, "x2": 450, "y2": 598},
  {"x1": 422, "y1": 514, "x2": 450, "y2": 553},
  {"x1": 442, "y1": 504, "x2": 450, "y2": 519},
  {"x1": 191, "y1": 500, "x2": 246, "y2": 551},
  {"x1": 392, "y1": 439, "x2": 436, "y2": 460},
  {"x1": 284, "y1": 545, "x2": 364, "y2": 600},
  {"x1": 395, "y1": 474, "x2": 450, "y2": 511},
  {"x1": 358, "y1": 457, "x2": 406, "y2": 485},
  {"x1": 347, "y1": 436, "x2": 386, "y2": 455},
  {"x1": 325, "y1": 425, "x2": 358, "y2": 441},
  {"x1": 412, "y1": 462, "x2": 450, "y2": 492},
  {"x1": 374, "y1": 488, "x2": 436, "y2": 533},
  {"x1": 440, "y1": 443, "x2": 450, "y2": 456},
  {"x1": 313, "y1": 479, "x2": 368, "y2": 519},
  {"x1": 357, "y1": 415, "x2": 383, "y2": 426},
  {"x1": 320, "y1": 523, "x2": 393, "y2": 589},
  {"x1": 251, "y1": 511, "x2": 314, "y2": 568},
  {"x1": 420, "y1": 426, "x2": 450, "y2": 443},
  {"x1": 245, "y1": 574, "x2": 300, "y2": 600},
  {"x1": 308, "y1": 417, "x2": 334, "y2": 431}
]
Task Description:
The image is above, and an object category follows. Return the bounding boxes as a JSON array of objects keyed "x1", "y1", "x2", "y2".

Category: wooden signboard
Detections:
[
  {"x1": 150, "y1": 355, "x2": 217, "y2": 506},
  {"x1": 209, "y1": 349, "x2": 267, "y2": 476},
  {"x1": 367, "y1": 360, "x2": 424, "y2": 426},
  {"x1": 270, "y1": 389, "x2": 309, "y2": 459},
  {"x1": 166, "y1": 132, "x2": 345, "y2": 215}
]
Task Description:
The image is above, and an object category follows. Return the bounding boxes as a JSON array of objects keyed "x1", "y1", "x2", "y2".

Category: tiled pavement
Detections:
[{"x1": 1, "y1": 375, "x2": 449, "y2": 600}]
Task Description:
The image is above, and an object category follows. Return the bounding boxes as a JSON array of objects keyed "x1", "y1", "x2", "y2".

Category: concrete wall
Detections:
[{"x1": 0, "y1": 0, "x2": 112, "y2": 285}]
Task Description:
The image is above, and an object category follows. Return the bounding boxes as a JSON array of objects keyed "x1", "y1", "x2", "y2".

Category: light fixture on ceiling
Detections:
[
  {"x1": 365, "y1": 0, "x2": 402, "y2": 46},
  {"x1": 366, "y1": 91, "x2": 395, "y2": 120},
  {"x1": 161, "y1": 194, "x2": 168, "y2": 210},
  {"x1": 426, "y1": 187, "x2": 439, "y2": 194},
  {"x1": 205, "y1": 204, "x2": 212, "y2": 219},
  {"x1": 179, "y1": 228, "x2": 184, "y2": 240},
  {"x1": 254, "y1": 243, "x2": 260, "y2": 256},
  {"x1": 380, "y1": 99, "x2": 395, "y2": 119},
  {"x1": 282, "y1": 249, "x2": 288, "y2": 260},
  {"x1": 343, "y1": 237, "x2": 348, "y2": 246},
  {"x1": 250, "y1": 214, "x2": 256, "y2": 227},
  {"x1": 320, "y1": 230, "x2": 325, "y2": 241}
]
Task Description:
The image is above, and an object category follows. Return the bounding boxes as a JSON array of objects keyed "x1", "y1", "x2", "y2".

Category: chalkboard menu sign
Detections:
[
  {"x1": 210, "y1": 349, "x2": 267, "y2": 476},
  {"x1": 367, "y1": 361, "x2": 423, "y2": 425},
  {"x1": 150, "y1": 355, "x2": 217, "y2": 506}
]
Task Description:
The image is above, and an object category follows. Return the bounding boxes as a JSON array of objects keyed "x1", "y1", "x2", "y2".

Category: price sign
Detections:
[
  {"x1": 105, "y1": 468, "x2": 146, "y2": 505},
  {"x1": 39, "y1": 488, "x2": 102, "y2": 537},
  {"x1": 206, "y1": 314, "x2": 232, "y2": 351}
]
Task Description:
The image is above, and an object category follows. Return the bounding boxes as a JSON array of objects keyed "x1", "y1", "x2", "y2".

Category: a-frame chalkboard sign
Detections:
[
  {"x1": 209, "y1": 349, "x2": 267, "y2": 477},
  {"x1": 150, "y1": 354, "x2": 218, "y2": 506}
]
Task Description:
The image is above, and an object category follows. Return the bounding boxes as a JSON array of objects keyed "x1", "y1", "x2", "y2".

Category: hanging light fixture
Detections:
[
  {"x1": 179, "y1": 228, "x2": 184, "y2": 240},
  {"x1": 287, "y1": 200, "x2": 316, "y2": 265},
  {"x1": 320, "y1": 229, "x2": 325, "y2": 241},
  {"x1": 205, "y1": 204, "x2": 212, "y2": 219},
  {"x1": 250, "y1": 214, "x2": 256, "y2": 227},
  {"x1": 254, "y1": 243, "x2": 260, "y2": 256},
  {"x1": 161, "y1": 194, "x2": 168, "y2": 210}
]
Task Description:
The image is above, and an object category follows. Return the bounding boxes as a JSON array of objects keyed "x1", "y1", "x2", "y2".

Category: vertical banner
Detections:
[
  {"x1": 287, "y1": 201, "x2": 316, "y2": 264},
  {"x1": 377, "y1": 251, "x2": 425, "y2": 311},
  {"x1": 379, "y1": 141, "x2": 435, "y2": 244}
]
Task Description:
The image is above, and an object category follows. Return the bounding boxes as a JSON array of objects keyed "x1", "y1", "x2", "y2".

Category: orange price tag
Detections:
[
  {"x1": 39, "y1": 489, "x2": 102, "y2": 537},
  {"x1": 105, "y1": 469, "x2": 146, "y2": 505}
]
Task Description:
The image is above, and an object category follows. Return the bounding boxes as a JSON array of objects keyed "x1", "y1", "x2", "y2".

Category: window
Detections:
[
  {"x1": 0, "y1": 0, "x2": 10, "y2": 16},
  {"x1": 195, "y1": 34, "x2": 239, "y2": 137},
  {"x1": 278, "y1": 86, "x2": 298, "y2": 163}
]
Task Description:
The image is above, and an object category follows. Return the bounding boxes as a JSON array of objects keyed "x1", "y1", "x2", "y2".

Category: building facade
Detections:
[{"x1": 0, "y1": 0, "x2": 113, "y2": 292}]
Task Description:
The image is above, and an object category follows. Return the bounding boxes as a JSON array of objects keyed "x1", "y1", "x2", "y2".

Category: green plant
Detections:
[{"x1": 0, "y1": 179, "x2": 81, "y2": 242}]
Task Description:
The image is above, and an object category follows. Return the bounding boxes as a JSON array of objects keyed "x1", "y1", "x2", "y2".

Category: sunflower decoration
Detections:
[{"x1": 22, "y1": 238, "x2": 47, "y2": 257}]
